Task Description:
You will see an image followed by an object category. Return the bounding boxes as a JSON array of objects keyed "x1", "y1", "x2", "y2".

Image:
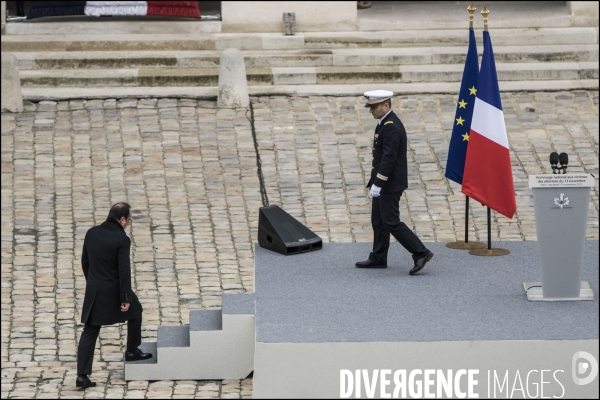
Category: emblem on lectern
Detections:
[{"x1": 553, "y1": 193, "x2": 570, "y2": 209}]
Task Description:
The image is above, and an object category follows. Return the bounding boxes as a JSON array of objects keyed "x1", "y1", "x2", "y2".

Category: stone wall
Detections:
[
  {"x1": 221, "y1": 1, "x2": 357, "y2": 33},
  {"x1": 567, "y1": 1, "x2": 600, "y2": 27}
]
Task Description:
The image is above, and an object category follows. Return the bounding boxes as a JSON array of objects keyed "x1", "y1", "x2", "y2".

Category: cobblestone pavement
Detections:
[{"x1": 1, "y1": 91, "x2": 598, "y2": 398}]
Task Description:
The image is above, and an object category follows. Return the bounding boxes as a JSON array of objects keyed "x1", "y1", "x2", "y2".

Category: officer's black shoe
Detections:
[
  {"x1": 125, "y1": 348, "x2": 153, "y2": 361},
  {"x1": 76, "y1": 375, "x2": 96, "y2": 389},
  {"x1": 355, "y1": 259, "x2": 387, "y2": 268},
  {"x1": 409, "y1": 251, "x2": 433, "y2": 275}
]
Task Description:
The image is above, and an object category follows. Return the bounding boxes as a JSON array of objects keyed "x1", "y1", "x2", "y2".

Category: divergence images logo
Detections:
[
  {"x1": 552, "y1": 193, "x2": 571, "y2": 209},
  {"x1": 572, "y1": 351, "x2": 598, "y2": 386}
]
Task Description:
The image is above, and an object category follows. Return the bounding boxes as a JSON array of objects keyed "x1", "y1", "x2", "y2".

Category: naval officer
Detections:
[{"x1": 355, "y1": 90, "x2": 434, "y2": 274}]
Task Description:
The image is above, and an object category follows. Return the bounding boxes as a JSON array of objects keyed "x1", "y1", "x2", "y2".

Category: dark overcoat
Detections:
[
  {"x1": 81, "y1": 218, "x2": 142, "y2": 326},
  {"x1": 367, "y1": 110, "x2": 408, "y2": 194}
]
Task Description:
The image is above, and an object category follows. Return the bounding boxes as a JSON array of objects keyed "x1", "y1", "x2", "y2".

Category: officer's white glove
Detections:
[{"x1": 370, "y1": 184, "x2": 381, "y2": 197}]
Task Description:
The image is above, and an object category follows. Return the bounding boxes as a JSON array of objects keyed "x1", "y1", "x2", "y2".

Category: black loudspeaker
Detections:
[{"x1": 258, "y1": 205, "x2": 322, "y2": 255}]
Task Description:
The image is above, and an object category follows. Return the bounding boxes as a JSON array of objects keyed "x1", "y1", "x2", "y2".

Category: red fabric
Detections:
[
  {"x1": 146, "y1": 1, "x2": 200, "y2": 18},
  {"x1": 462, "y1": 130, "x2": 517, "y2": 219}
]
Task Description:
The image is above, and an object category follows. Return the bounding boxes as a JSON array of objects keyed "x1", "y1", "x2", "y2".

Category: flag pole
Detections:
[
  {"x1": 470, "y1": 206, "x2": 509, "y2": 256},
  {"x1": 465, "y1": 196, "x2": 469, "y2": 243},
  {"x1": 487, "y1": 207, "x2": 491, "y2": 250},
  {"x1": 446, "y1": 2, "x2": 485, "y2": 251},
  {"x1": 468, "y1": 2, "x2": 510, "y2": 257},
  {"x1": 468, "y1": 1, "x2": 475, "y2": 29},
  {"x1": 447, "y1": 195, "x2": 485, "y2": 250}
]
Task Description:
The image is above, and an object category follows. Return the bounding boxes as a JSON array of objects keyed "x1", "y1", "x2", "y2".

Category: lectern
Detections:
[{"x1": 524, "y1": 174, "x2": 595, "y2": 301}]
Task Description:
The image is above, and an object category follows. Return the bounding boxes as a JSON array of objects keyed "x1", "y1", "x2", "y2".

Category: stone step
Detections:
[
  {"x1": 5, "y1": 20, "x2": 221, "y2": 36},
  {"x1": 303, "y1": 27, "x2": 599, "y2": 48},
  {"x1": 1, "y1": 33, "x2": 216, "y2": 52},
  {"x1": 397, "y1": 62, "x2": 599, "y2": 84},
  {"x1": 20, "y1": 80, "x2": 599, "y2": 101},
  {"x1": 19, "y1": 62, "x2": 599, "y2": 88},
  {"x1": 12, "y1": 44, "x2": 599, "y2": 70},
  {"x1": 19, "y1": 67, "x2": 264, "y2": 87},
  {"x1": 2, "y1": 27, "x2": 596, "y2": 52}
]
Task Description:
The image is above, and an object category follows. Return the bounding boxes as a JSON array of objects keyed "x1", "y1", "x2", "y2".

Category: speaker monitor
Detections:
[{"x1": 258, "y1": 205, "x2": 322, "y2": 255}]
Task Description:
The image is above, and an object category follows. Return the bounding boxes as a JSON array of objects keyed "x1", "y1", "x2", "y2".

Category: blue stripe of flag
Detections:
[
  {"x1": 477, "y1": 31, "x2": 503, "y2": 110},
  {"x1": 445, "y1": 28, "x2": 479, "y2": 185}
]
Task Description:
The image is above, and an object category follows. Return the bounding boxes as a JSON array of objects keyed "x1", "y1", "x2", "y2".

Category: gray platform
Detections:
[
  {"x1": 255, "y1": 241, "x2": 599, "y2": 343},
  {"x1": 253, "y1": 241, "x2": 599, "y2": 398}
]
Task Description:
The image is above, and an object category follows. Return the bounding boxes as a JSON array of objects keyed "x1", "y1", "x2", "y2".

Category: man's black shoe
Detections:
[
  {"x1": 409, "y1": 251, "x2": 433, "y2": 275},
  {"x1": 355, "y1": 259, "x2": 387, "y2": 268},
  {"x1": 76, "y1": 375, "x2": 96, "y2": 389},
  {"x1": 125, "y1": 348, "x2": 153, "y2": 362}
]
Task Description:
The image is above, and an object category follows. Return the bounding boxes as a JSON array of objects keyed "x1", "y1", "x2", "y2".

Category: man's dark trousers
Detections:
[
  {"x1": 77, "y1": 315, "x2": 143, "y2": 375},
  {"x1": 370, "y1": 191, "x2": 428, "y2": 264}
]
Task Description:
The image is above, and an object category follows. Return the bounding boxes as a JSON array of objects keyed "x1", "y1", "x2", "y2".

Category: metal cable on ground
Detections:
[{"x1": 248, "y1": 102, "x2": 269, "y2": 208}]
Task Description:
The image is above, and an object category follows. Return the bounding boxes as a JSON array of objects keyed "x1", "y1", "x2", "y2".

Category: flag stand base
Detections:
[
  {"x1": 469, "y1": 247, "x2": 510, "y2": 256},
  {"x1": 446, "y1": 241, "x2": 486, "y2": 250}
]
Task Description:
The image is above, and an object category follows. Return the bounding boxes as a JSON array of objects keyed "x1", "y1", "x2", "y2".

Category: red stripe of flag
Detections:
[{"x1": 462, "y1": 130, "x2": 516, "y2": 218}]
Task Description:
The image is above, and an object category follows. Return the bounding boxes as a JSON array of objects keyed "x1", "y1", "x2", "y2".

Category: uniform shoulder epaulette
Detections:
[{"x1": 384, "y1": 121, "x2": 394, "y2": 125}]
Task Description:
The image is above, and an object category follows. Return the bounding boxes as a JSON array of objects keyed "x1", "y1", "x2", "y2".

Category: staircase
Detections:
[
  {"x1": 2, "y1": 27, "x2": 598, "y2": 100},
  {"x1": 124, "y1": 293, "x2": 255, "y2": 381}
]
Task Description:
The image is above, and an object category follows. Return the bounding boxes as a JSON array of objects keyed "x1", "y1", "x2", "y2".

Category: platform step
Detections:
[
  {"x1": 222, "y1": 293, "x2": 255, "y2": 315},
  {"x1": 124, "y1": 301, "x2": 255, "y2": 381},
  {"x1": 124, "y1": 341, "x2": 157, "y2": 365},
  {"x1": 11, "y1": 44, "x2": 599, "y2": 70},
  {"x1": 157, "y1": 325, "x2": 190, "y2": 348},
  {"x1": 190, "y1": 309, "x2": 222, "y2": 331}
]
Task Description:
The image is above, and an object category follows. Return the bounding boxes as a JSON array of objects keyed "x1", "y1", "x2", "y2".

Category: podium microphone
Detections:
[
  {"x1": 549, "y1": 152, "x2": 559, "y2": 174},
  {"x1": 559, "y1": 152, "x2": 568, "y2": 174}
]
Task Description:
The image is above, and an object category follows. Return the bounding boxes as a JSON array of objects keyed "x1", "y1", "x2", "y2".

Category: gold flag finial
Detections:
[
  {"x1": 481, "y1": 2, "x2": 490, "y2": 31},
  {"x1": 468, "y1": 2, "x2": 476, "y2": 29}
]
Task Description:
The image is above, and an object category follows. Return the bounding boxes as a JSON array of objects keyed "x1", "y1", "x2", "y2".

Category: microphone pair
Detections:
[{"x1": 549, "y1": 152, "x2": 568, "y2": 174}]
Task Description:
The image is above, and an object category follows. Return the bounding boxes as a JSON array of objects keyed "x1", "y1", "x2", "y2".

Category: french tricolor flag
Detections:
[{"x1": 462, "y1": 31, "x2": 517, "y2": 219}]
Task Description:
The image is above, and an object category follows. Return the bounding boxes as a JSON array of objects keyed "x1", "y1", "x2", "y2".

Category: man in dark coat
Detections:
[
  {"x1": 76, "y1": 202, "x2": 151, "y2": 389},
  {"x1": 355, "y1": 90, "x2": 434, "y2": 275}
]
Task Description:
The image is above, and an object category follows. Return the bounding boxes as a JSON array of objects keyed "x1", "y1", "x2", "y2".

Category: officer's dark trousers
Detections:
[
  {"x1": 77, "y1": 315, "x2": 142, "y2": 375},
  {"x1": 370, "y1": 191, "x2": 429, "y2": 264}
]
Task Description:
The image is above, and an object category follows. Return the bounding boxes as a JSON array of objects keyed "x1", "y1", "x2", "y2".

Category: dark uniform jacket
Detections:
[
  {"x1": 367, "y1": 110, "x2": 408, "y2": 194},
  {"x1": 81, "y1": 218, "x2": 142, "y2": 326}
]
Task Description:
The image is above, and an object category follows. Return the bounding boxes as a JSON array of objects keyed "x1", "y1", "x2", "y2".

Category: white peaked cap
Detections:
[{"x1": 364, "y1": 90, "x2": 394, "y2": 107}]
